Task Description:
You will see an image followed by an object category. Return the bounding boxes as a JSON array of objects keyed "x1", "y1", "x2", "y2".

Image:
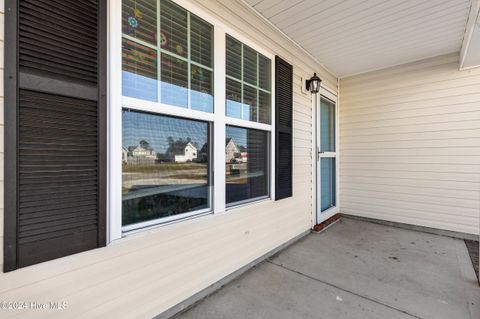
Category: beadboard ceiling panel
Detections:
[{"x1": 244, "y1": 0, "x2": 472, "y2": 77}]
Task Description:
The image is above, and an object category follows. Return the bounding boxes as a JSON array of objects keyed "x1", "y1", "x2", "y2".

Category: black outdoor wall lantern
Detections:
[{"x1": 306, "y1": 73, "x2": 322, "y2": 94}]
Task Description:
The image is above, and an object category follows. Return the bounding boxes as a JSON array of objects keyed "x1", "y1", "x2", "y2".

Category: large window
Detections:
[
  {"x1": 226, "y1": 35, "x2": 271, "y2": 124},
  {"x1": 122, "y1": 110, "x2": 210, "y2": 227},
  {"x1": 122, "y1": 0, "x2": 214, "y2": 112},
  {"x1": 225, "y1": 35, "x2": 272, "y2": 206},
  {"x1": 116, "y1": 0, "x2": 274, "y2": 234},
  {"x1": 226, "y1": 126, "x2": 269, "y2": 205}
]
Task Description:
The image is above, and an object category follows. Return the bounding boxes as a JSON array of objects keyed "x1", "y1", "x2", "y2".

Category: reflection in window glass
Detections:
[
  {"x1": 122, "y1": 110, "x2": 210, "y2": 226},
  {"x1": 226, "y1": 35, "x2": 242, "y2": 79},
  {"x1": 160, "y1": 0, "x2": 188, "y2": 58},
  {"x1": 226, "y1": 126, "x2": 269, "y2": 205},
  {"x1": 161, "y1": 53, "x2": 188, "y2": 107},
  {"x1": 226, "y1": 78, "x2": 242, "y2": 118},
  {"x1": 191, "y1": 65, "x2": 213, "y2": 112},
  {"x1": 320, "y1": 97, "x2": 336, "y2": 152},
  {"x1": 190, "y1": 15, "x2": 213, "y2": 67},
  {"x1": 243, "y1": 45, "x2": 257, "y2": 85},
  {"x1": 225, "y1": 35, "x2": 271, "y2": 124},
  {"x1": 258, "y1": 54, "x2": 271, "y2": 91},
  {"x1": 320, "y1": 158, "x2": 336, "y2": 212},
  {"x1": 122, "y1": 38, "x2": 158, "y2": 102},
  {"x1": 242, "y1": 84, "x2": 257, "y2": 122},
  {"x1": 122, "y1": 0, "x2": 157, "y2": 45},
  {"x1": 258, "y1": 91, "x2": 271, "y2": 124},
  {"x1": 122, "y1": 0, "x2": 213, "y2": 112}
]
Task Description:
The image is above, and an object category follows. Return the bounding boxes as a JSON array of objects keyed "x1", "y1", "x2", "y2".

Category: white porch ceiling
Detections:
[{"x1": 243, "y1": 0, "x2": 473, "y2": 77}]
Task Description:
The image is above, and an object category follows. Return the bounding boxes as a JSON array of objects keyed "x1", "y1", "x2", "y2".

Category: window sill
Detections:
[
  {"x1": 225, "y1": 195, "x2": 271, "y2": 211},
  {"x1": 119, "y1": 196, "x2": 272, "y2": 239},
  {"x1": 121, "y1": 208, "x2": 213, "y2": 236}
]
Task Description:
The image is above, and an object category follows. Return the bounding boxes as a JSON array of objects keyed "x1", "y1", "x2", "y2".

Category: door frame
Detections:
[{"x1": 312, "y1": 86, "x2": 340, "y2": 226}]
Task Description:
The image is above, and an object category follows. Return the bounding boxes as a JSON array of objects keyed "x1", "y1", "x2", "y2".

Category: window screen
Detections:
[
  {"x1": 226, "y1": 126, "x2": 269, "y2": 205},
  {"x1": 122, "y1": 110, "x2": 211, "y2": 226}
]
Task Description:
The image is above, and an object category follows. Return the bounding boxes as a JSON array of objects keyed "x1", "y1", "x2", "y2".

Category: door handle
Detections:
[{"x1": 317, "y1": 148, "x2": 324, "y2": 160}]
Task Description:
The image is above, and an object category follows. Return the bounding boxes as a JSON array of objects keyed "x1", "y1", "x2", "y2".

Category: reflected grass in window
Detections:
[{"x1": 122, "y1": 110, "x2": 210, "y2": 226}]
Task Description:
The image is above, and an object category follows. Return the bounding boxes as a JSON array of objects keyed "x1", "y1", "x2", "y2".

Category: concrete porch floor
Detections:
[{"x1": 174, "y1": 218, "x2": 479, "y2": 319}]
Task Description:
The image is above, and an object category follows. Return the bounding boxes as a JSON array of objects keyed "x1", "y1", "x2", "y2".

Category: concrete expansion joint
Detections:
[{"x1": 266, "y1": 260, "x2": 424, "y2": 319}]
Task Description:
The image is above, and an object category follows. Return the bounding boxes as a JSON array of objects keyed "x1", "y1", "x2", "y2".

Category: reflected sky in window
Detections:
[{"x1": 123, "y1": 110, "x2": 208, "y2": 154}]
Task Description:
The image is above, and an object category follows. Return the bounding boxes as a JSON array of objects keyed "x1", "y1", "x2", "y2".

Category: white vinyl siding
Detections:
[
  {"x1": 339, "y1": 53, "x2": 480, "y2": 235},
  {"x1": 0, "y1": 1, "x2": 335, "y2": 318}
]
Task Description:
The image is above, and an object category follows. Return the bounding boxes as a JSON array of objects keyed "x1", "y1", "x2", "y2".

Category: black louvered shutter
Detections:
[
  {"x1": 275, "y1": 57, "x2": 293, "y2": 200},
  {"x1": 4, "y1": 0, "x2": 106, "y2": 271}
]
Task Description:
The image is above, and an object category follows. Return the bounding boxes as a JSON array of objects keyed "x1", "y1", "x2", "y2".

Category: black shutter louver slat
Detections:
[
  {"x1": 275, "y1": 57, "x2": 293, "y2": 200},
  {"x1": 4, "y1": 0, "x2": 106, "y2": 271},
  {"x1": 18, "y1": 0, "x2": 99, "y2": 85},
  {"x1": 17, "y1": 92, "x2": 100, "y2": 267}
]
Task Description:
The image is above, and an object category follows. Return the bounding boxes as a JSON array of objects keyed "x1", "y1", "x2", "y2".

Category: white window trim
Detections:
[
  {"x1": 225, "y1": 116, "x2": 272, "y2": 131},
  {"x1": 108, "y1": 0, "x2": 276, "y2": 242},
  {"x1": 122, "y1": 96, "x2": 215, "y2": 122}
]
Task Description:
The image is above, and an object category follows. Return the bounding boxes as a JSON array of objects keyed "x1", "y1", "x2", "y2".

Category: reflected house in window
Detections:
[
  {"x1": 167, "y1": 140, "x2": 198, "y2": 163},
  {"x1": 125, "y1": 140, "x2": 157, "y2": 164},
  {"x1": 226, "y1": 138, "x2": 240, "y2": 163},
  {"x1": 239, "y1": 146, "x2": 248, "y2": 163},
  {"x1": 199, "y1": 143, "x2": 209, "y2": 162},
  {"x1": 122, "y1": 111, "x2": 210, "y2": 226},
  {"x1": 122, "y1": 146, "x2": 129, "y2": 164},
  {"x1": 226, "y1": 138, "x2": 247, "y2": 163}
]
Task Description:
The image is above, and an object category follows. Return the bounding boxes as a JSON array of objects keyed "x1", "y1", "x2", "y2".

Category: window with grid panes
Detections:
[
  {"x1": 225, "y1": 35, "x2": 271, "y2": 124},
  {"x1": 122, "y1": 0, "x2": 214, "y2": 112},
  {"x1": 225, "y1": 34, "x2": 272, "y2": 205},
  {"x1": 121, "y1": 0, "x2": 214, "y2": 229}
]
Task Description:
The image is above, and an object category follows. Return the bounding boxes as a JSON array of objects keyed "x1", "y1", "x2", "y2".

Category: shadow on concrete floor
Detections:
[
  {"x1": 465, "y1": 240, "x2": 479, "y2": 282},
  {"x1": 174, "y1": 218, "x2": 480, "y2": 319}
]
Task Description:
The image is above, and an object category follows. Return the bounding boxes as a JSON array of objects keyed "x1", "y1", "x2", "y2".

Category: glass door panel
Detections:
[
  {"x1": 320, "y1": 158, "x2": 336, "y2": 211},
  {"x1": 320, "y1": 98, "x2": 335, "y2": 152},
  {"x1": 317, "y1": 94, "x2": 338, "y2": 221}
]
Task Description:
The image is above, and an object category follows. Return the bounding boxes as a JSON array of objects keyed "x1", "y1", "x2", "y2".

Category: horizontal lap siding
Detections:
[
  {"x1": 0, "y1": 1, "x2": 336, "y2": 318},
  {"x1": 340, "y1": 53, "x2": 480, "y2": 235}
]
